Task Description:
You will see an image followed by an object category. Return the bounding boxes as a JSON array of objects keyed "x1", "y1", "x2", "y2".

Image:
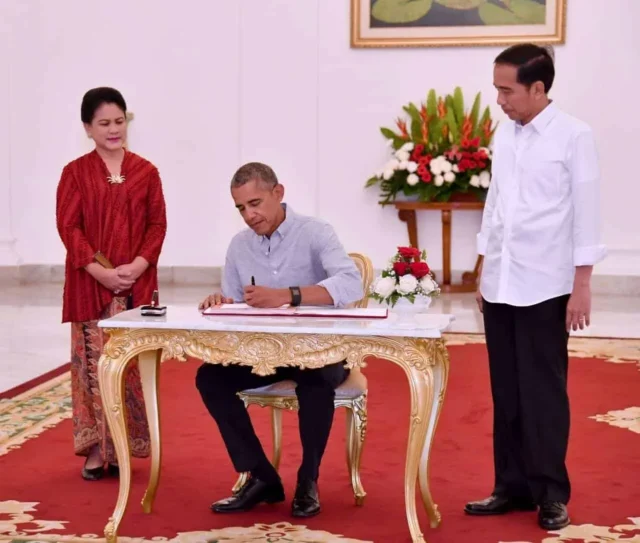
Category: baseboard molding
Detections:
[{"x1": 1, "y1": 264, "x2": 639, "y2": 296}]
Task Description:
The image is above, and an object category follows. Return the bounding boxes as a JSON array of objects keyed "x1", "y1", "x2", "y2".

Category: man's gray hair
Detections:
[{"x1": 230, "y1": 162, "x2": 278, "y2": 188}]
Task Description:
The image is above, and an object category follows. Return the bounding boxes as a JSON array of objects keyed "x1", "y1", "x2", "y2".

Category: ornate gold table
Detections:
[{"x1": 97, "y1": 306, "x2": 454, "y2": 543}]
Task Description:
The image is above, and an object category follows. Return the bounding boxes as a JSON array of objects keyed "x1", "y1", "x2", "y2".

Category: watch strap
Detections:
[{"x1": 289, "y1": 286, "x2": 302, "y2": 307}]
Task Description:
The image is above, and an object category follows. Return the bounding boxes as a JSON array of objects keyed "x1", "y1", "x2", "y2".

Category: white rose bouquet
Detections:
[{"x1": 369, "y1": 246, "x2": 440, "y2": 307}]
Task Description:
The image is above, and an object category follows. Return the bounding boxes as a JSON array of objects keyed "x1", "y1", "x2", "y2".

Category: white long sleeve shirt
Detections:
[{"x1": 477, "y1": 102, "x2": 607, "y2": 307}]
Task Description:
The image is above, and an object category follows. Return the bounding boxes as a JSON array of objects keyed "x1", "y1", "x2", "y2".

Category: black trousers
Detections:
[
  {"x1": 195, "y1": 361, "x2": 348, "y2": 483},
  {"x1": 483, "y1": 294, "x2": 571, "y2": 505}
]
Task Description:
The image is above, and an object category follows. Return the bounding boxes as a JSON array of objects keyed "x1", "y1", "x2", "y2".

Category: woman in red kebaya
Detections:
[{"x1": 56, "y1": 87, "x2": 167, "y2": 480}]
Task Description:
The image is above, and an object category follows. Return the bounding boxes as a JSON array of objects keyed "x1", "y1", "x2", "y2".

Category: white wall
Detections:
[{"x1": 1, "y1": 0, "x2": 638, "y2": 276}]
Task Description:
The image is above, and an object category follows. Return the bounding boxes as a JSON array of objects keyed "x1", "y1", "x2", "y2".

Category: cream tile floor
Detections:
[{"x1": 1, "y1": 283, "x2": 639, "y2": 393}]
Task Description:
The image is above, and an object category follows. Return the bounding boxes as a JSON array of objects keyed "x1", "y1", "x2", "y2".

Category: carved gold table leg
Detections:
[
  {"x1": 139, "y1": 349, "x2": 162, "y2": 514},
  {"x1": 402, "y1": 363, "x2": 432, "y2": 543},
  {"x1": 98, "y1": 344, "x2": 136, "y2": 543},
  {"x1": 418, "y1": 340, "x2": 449, "y2": 528}
]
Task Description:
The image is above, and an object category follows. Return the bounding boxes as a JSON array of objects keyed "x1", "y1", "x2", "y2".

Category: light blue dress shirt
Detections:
[{"x1": 222, "y1": 204, "x2": 363, "y2": 308}]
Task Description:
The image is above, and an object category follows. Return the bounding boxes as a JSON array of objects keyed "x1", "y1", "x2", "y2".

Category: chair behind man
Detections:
[{"x1": 233, "y1": 253, "x2": 374, "y2": 505}]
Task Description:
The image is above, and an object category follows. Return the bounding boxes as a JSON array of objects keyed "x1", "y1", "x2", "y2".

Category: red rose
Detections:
[
  {"x1": 397, "y1": 247, "x2": 420, "y2": 260},
  {"x1": 420, "y1": 171, "x2": 432, "y2": 183},
  {"x1": 393, "y1": 262, "x2": 410, "y2": 276},
  {"x1": 409, "y1": 261, "x2": 430, "y2": 279}
]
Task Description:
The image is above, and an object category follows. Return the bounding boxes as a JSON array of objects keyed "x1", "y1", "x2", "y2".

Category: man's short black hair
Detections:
[
  {"x1": 495, "y1": 43, "x2": 555, "y2": 93},
  {"x1": 230, "y1": 162, "x2": 278, "y2": 188}
]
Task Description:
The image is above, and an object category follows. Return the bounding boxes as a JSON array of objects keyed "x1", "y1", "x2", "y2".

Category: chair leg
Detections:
[
  {"x1": 232, "y1": 471, "x2": 249, "y2": 494},
  {"x1": 345, "y1": 408, "x2": 354, "y2": 478},
  {"x1": 271, "y1": 407, "x2": 283, "y2": 471},
  {"x1": 348, "y1": 395, "x2": 367, "y2": 505}
]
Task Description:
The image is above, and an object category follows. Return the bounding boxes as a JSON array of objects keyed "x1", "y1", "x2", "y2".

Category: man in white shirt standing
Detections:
[{"x1": 464, "y1": 44, "x2": 607, "y2": 530}]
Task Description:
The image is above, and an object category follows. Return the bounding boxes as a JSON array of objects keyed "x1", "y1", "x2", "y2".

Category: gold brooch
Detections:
[{"x1": 107, "y1": 174, "x2": 126, "y2": 185}]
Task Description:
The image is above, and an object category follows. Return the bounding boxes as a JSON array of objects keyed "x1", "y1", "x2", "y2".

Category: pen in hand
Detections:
[{"x1": 251, "y1": 276, "x2": 255, "y2": 286}]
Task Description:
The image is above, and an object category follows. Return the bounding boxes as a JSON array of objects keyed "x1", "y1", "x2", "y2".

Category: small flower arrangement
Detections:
[
  {"x1": 365, "y1": 87, "x2": 497, "y2": 204},
  {"x1": 369, "y1": 246, "x2": 440, "y2": 308}
]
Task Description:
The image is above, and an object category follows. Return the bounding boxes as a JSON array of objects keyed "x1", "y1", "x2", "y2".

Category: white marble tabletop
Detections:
[{"x1": 98, "y1": 305, "x2": 455, "y2": 339}]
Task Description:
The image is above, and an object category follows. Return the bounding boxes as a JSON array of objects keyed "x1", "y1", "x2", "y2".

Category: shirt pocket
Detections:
[{"x1": 519, "y1": 146, "x2": 565, "y2": 203}]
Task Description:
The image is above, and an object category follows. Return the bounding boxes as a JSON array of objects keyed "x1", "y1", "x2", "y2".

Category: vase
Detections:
[
  {"x1": 393, "y1": 192, "x2": 420, "y2": 202},
  {"x1": 391, "y1": 296, "x2": 432, "y2": 327}
]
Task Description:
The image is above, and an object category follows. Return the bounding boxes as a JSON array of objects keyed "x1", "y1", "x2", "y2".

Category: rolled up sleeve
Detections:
[
  {"x1": 315, "y1": 224, "x2": 363, "y2": 307},
  {"x1": 570, "y1": 128, "x2": 607, "y2": 266}
]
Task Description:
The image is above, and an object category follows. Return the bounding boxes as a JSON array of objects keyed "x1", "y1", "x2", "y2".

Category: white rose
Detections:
[
  {"x1": 434, "y1": 175, "x2": 444, "y2": 187},
  {"x1": 383, "y1": 169, "x2": 395, "y2": 180},
  {"x1": 452, "y1": 164, "x2": 460, "y2": 173},
  {"x1": 406, "y1": 161, "x2": 418, "y2": 173},
  {"x1": 398, "y1": 274, "x2": 418, "y2": 295},
  {"x1": 374, "y1": 276, "x2": 396, "y2": 298},
  {"x1": 420, "y1": 276, "x2": 438, "y2": 294},
  {"x1": 395, "y1": 150, "x2": 410, "y2": 162},
  {"x1": 444, "y1": 171, "x2": 456, "y2": 183},
  {"x1": 470, "y1": 174, "x2": 481, "y2": 187},
  {"x1": 399, "y1": 160, "x2": 410, "y2": 170},
  {"x1": 479, "y1": 170, "x2": 491, "y2": 188},
  {"x1": 401, "y1": 142, "x2": 414, "y2": 152},
  {"x1": 440, "y1": 160, "x2": 453, "y2": 173},
  {"x1": 407, "y1": 173, "x2": 419, "y2": 186}
]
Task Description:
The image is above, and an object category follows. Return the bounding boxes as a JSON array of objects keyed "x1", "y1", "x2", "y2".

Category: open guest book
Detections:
[{"x1": 202, "y1": 303, "x2": 388, "y2": 319}]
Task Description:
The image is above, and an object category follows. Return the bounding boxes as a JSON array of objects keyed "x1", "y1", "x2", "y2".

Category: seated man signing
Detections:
[{"x1": 196, "y1": 162, "x2": 363, "y2": 518}]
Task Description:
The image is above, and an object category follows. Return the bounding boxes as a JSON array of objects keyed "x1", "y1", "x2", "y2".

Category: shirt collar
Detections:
[{"x1": 515, "y1": 101, "x2": 558, "y2": 135}]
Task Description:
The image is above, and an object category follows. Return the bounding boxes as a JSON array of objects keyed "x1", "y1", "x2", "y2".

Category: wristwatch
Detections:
[{"x1": 289, "y1": 286, "x2": 302, "y2": 307}]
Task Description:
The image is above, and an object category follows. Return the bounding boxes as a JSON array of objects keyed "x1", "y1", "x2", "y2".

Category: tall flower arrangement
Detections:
[{"x1": 365, "y1": 87, "x2": 497, "y2": 204}]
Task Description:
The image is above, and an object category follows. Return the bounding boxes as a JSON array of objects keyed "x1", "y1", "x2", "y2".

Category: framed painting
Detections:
[{"x1": 351, "y1": 0, "x2": 566, "y2": 48}]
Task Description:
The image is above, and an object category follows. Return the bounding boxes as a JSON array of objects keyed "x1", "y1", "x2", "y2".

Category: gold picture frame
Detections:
[{"x1": 351, "y1": 0, "x2": 566, "y2": 48}]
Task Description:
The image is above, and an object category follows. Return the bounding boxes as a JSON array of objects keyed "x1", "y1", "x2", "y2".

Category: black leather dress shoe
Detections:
[
  {"x1": 538, "y1": 501, "x2": 570, "y2": 530},
  {"x1": 291, "y1": 479, "x2": 321, "y2": 518},
  {"x1": 464, "y1": 494, "x2": 537, "y2": 515},
  {"x1": 211, "y1": 477, "x2": 285, "y2": 513}
]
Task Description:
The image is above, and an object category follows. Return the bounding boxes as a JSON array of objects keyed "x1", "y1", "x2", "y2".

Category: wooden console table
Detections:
[{"x1": 395, "y1": 201, "x2": 484, "y2": 293}]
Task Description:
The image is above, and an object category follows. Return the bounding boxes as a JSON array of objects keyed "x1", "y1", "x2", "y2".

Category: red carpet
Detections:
[{"x1": 1, "y1": 335, "x2": 639, "y2": 542}]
